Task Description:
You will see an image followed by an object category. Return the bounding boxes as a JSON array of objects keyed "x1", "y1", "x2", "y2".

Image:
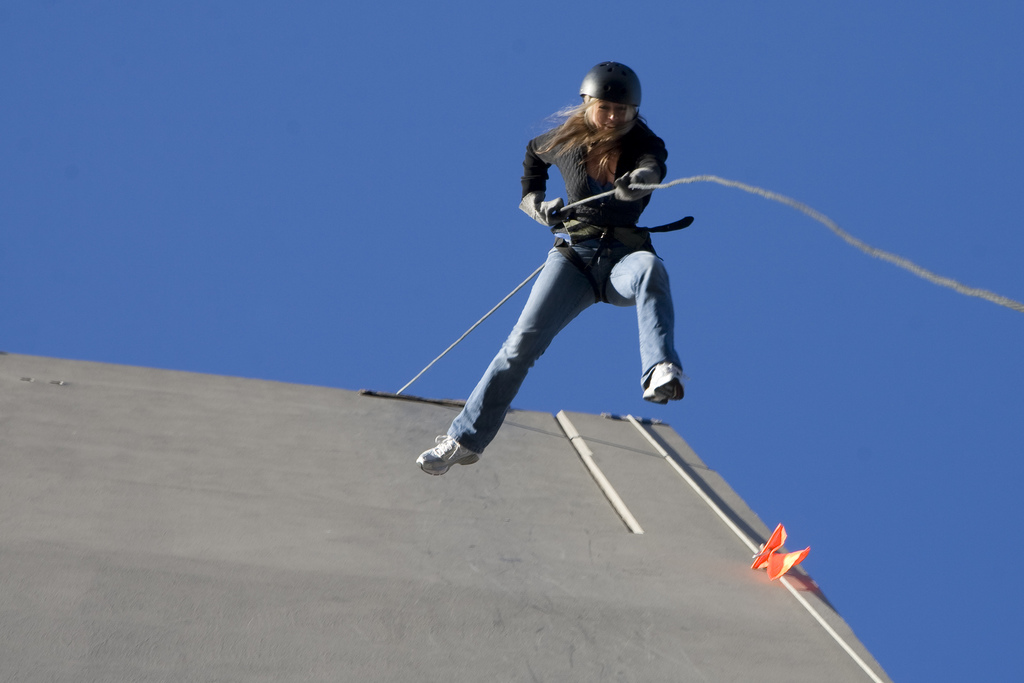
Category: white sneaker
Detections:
[
  {"x1": 416, "y1": 435, "x2": 480, "y2": 476},
  {"x1": 643, "y1": 363, "x2": 685, "y2": 404}
]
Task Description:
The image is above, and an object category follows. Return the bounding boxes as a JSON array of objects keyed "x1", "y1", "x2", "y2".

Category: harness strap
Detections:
[
  {"x1": 553, "y1": 233, "x2": 608, "y2": 303},
  {"x1": 647, "y1": 216, "x2": 694, "y2": 233},
  {"x1": 552, "y1": 216, "x2": 693, "y2": 304},
  {"x1": 555, "y1": 226, "x2": 646, "y2": 303}
]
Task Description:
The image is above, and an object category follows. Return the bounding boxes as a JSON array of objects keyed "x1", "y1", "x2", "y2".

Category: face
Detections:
[{"x1": 589, "y1": 99, "x2": 634, "y2": 130}]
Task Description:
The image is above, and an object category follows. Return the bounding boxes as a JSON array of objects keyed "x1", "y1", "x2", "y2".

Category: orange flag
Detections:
[{"x1": 751, "y1": 523, "x2": 809, "y2": 580}]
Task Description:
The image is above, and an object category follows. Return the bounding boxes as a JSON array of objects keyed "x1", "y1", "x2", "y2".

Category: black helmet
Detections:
[{"x1": 579, "y1": 62, "x2": 642, "y2": 106}]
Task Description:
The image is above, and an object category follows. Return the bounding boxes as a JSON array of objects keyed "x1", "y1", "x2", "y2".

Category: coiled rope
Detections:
[{"x1": 397, "y1": 175, "x2": 1023, "y2": 394}]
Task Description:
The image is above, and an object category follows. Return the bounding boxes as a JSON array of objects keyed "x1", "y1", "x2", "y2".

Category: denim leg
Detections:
[
  {"x1": 449, "y1": 248, "x2": 596, "y2": 453},
  {"x1": 603, "y1": 249, "x2": 682, "y2": 383}
]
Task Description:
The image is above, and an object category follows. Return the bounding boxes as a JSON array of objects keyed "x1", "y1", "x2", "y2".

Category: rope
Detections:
[
  {"x1": 398, "y1": 174, "x2": 1023, "y2": 394},
  {"x1": 395, "y1": 263, "x2": 545, "y2": 395},
  {"x1": 568, "y1": 174, "x2": 1024, "y2": 314}
]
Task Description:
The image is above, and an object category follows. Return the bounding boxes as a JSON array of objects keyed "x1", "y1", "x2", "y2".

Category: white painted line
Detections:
[
  {"x1": 626, "y1": 415, "x2": 887, "y2": 683},
  {"x1": 779, "y1": 576, "x2": 886, "y2": 683},
  {"x1": 555, "y1": 411, "x2": 644, "y2": 535},
  {"x1": 626, "y1": 415, "x2": 758, "y2": 553}
]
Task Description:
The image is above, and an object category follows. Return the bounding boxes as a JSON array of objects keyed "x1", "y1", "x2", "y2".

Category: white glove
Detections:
[
  {"x1": 520, "y1": 192, "x2": 571, "y2": 227},
  {"x1": 613, "y1": 167, "x2": 660, "y2": 202}
]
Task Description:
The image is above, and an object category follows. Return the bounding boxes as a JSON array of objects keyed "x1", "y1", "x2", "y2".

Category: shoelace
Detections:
[{"x1": 433, "y1": 435, "x2": 458, "y2": 458}]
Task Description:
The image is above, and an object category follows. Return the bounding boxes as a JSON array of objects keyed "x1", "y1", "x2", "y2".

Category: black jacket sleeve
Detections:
[{"x1": 521, "y1": 132, "x2": 555, "y2": 198}]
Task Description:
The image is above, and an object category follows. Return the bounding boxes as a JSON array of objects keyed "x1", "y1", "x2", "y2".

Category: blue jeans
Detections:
[{"x1": 449, "y1": 240, "x2": 682, "y2": 453}]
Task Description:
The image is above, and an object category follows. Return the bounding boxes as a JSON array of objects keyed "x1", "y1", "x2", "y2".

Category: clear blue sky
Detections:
[{"x1": 3, "y1": 2, "x2": 1023, "y2": 681}]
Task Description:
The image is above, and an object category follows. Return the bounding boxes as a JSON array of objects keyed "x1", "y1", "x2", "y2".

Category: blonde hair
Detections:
[{"x1": 538, "y1": 96, "x2": 639, "y2": 181}]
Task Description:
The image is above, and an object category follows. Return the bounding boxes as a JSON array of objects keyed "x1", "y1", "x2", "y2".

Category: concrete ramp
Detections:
[{"x1": 0, "y1": 353, "x2": 890, "y2": 682}]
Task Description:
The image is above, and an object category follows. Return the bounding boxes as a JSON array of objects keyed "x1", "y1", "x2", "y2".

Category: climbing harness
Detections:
[
  {"x1": 552, "y1": 214, "x2": 694, "y2": 303},
  {"x1": 552, "y1": 233, "x2": 612, "y2": 303},
  {"x1": 397, "y1": 175, "x2": 1024, "y2": 394}
]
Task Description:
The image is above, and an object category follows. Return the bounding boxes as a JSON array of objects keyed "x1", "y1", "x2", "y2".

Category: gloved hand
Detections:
[
  {"x1": 519, "y1": 191, "x2": 572, "y2": 227},
  {"x1": 613, "y1": 166, "x2": 660, "y2": 202}
]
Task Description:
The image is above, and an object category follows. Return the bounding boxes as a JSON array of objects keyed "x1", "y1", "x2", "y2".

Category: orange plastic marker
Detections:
[
  {"x1": 766, "y1": 546, "x2": 810, "y2": 580},
  {"x1": 751, "y1": 523, "x2": 810, "y2": 580},
  {"x1": 751, "y1": 523, "x2": 787, "y2": 570}
]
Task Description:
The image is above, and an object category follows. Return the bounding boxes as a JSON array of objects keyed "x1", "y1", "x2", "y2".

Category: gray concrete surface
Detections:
[{"x1": 0, "y1": 353, "x2": 891, "y2": 682}]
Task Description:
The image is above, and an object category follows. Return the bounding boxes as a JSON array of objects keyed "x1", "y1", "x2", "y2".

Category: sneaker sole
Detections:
[
  {"x1": 643, "y1": 379, "x2": 684, "y2": 404},
  {"x1": 417, "y1": 452, "x2": 480, "y2": 476}
]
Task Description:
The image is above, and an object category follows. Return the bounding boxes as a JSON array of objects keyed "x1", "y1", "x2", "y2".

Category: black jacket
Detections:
[{"x1": 520, "y1": 119, "x2": 667, "y2": 229}]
